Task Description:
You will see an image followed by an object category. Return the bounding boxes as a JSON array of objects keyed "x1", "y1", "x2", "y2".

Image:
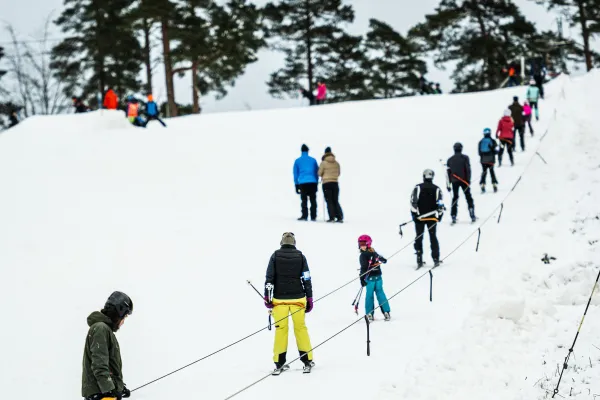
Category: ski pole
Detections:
[{"x1": 247, "y1": 280, "x2": 273, "y2": 331}]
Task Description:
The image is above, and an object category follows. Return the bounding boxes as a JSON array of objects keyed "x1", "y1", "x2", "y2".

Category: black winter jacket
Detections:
[
  {"x1": 446, "y1": 153, "x2": 472, "y2": 184},
  {"x1": 359, "y1": 250, "x2": 387, "y2": 286},
  {"x1": 265, "y1": 245, "x2": 313, "y2": 300},
  {"x1": 410, "y1": 181, "x2": 443, "y2": 220}
]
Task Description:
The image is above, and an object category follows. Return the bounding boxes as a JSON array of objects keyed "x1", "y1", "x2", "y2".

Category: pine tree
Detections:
[
  {"x1": 264, "y1": 0, "x2": 355, "y2": 98},
  {"x1": 363, "y1": 19, "x2": 427, "y2": 98},
  {"x1": 51, "y1": 0, "x2": 143, "y2": 106},
  {"x1": 171, "y1": 0, "x2": 264, "y2": 113},
  {"x1": 409, "y1": 0, "x2": 537, "y2": 92},
  {"x1": 532, "y1": 0, "x2": 600, "y2": 71}
]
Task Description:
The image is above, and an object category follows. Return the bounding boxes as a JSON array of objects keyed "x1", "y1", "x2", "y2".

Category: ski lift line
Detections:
[{"x1": 134, "y1": 80, "x2": 567, "y2": 394}]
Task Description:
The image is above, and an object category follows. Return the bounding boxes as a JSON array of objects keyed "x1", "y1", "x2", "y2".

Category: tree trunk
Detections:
[
  {"x1": 93, "y1": 2, "x2": 106, "y2": 97},
  {"x1": 161, "y1": 17, "x2": 177, "y2": 117},
  {"x1": 304, "y1": 0, "x2": 313, "y2": 92},
  {"x1": 192, "y1": 59, "x2": 200, "y2": 114},
  {"x1": 576, "y1": 0, "x2": 593, "y2": 71},
  {"x1": 471, "y1": 1, "x2": 492, "y2": 88},
  {"x1": 142, "y1": 18, "x2": 153, "y2": 94}
]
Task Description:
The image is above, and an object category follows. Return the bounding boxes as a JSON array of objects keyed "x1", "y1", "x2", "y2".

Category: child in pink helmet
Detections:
[{"x1": 358, "y1": 235, "x2": 391, "y2": 321}]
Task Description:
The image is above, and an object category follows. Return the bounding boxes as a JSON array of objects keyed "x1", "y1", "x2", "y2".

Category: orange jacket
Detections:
[
  {"x1": 127, "y1": 103, "x2": 139, "y2": 117},
  {"x1": 103, "y1": 90, "x2": 118, "y2": 110}
]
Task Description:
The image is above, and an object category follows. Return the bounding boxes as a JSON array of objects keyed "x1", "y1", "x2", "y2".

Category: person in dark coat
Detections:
[
  {"x1": 8, "y1": 110, "x2": 19, "y2": 127},
  {"x1": 82, "y1": 291, "x2": 133, "y2": 400},
  {"x1": 299, "y1": 88, "x2": 315, "y2": 106},
  {"x1": 264, "y1": 232, "x2": 315, "y2": 374},
  {"x1": 478, "y1": 128, "x2": 499, "y2": 193},
  {"x1": 509, "y1": 96, "x2": 525, "y2": 151},
  {"x1": 410, "y1": 169, "x2": 444, "y2": 267},
  {"x1": 72, "y1": 96, "x2": 89, "y2": 113},
  {"x1": 446, "y1": 142, "x2": 476, "y2": 223}
]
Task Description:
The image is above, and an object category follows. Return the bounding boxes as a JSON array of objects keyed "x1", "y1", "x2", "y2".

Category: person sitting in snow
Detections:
[
  {"x1": 143, "y1": 94, "x2": 166, "y2": 127},
  {"x1": 299, "y1": 87, "x2": 315, "y2": 106},
  {"x1": 72, "y1": 96, "x2": 89, "y2": 113},
  {"x1": 358, "y1": 234, "x2": 390, "y2": 321},
  {"x1": 126, "y1": 97, "x2": 145, "y2": 128}
]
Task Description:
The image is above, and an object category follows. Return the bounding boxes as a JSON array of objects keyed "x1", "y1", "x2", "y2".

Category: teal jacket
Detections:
[{"x1": 526, "y1": 86, "x2": 540, "y2": 102}]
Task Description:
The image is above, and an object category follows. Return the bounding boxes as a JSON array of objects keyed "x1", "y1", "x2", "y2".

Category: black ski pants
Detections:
[
  {"x1": 480, "y1": 163, "x2": 498, "y2": 185},
  {"x1": 145, "y1": 115, "x2": 167, "y2": 127},
  {"x1": 451, "y1": 181, "x2": 474, "y2": 218},
  {"x1": 498, "y1": 139, "x2": 514, "y2": 166},
  {"x1": 299, "y1": 183, "x2": 318, "y2": 219},
  {"x1": 322, "y1": 182, "x2": 343, "y2": 221},
  {"x1": 534, "y1": 75, "x2": 544, "y2": 98},
  {"x1": 524, "y1": 114, "x2": 534, "y2": 135},
  {"x1": 513, "y1": 125, "x2": 525, "y2": 151},
  {"x1": 414, "y1": 220, "x2": 439, "y2": 260}
]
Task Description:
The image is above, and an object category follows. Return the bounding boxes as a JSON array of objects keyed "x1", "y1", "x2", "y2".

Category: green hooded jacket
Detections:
[{"x1": 81, "y1": 311, "x2": 124, "y2": 397}]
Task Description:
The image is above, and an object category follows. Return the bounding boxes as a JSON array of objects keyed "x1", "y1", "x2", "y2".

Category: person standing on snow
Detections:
[
  {"x1": 526, "y1": 80, "x2": 540, "y2": 121},
  {"x1": 72, "y1": 96, "x2": 89, "y2": 113},
  {"x1": 315, "y1": 81, "x2": 327, "y2": 105},
  {"x1": 523, "y1": 101, "x2": 534, "y2": 136},
  {"x1": 358, "y1": 235, "x2": 391, "y2": 321},
  {"x1": 299, "y1": 87, "x2": 315, "y2": 106},
  {"x1": 264, "y1": 232, "x2": 315, "y2": 374},
  {"x1": 496, "y1": 109, "x2": 515, "y2": 167},
  {"x1": 293, "y1": 144, "x2": 319, "y2": 221},
  {"x1": 103, "y1": 89, "x2": 118, "y2": 110},
  {"x1": 318, "y1": 146, "x2": 343, "y2": 223},
  {"x1": 478, "y1": 128, "x2": 499, "y2": 193},
  {"x1": 509, "y1": 96, "x2": 525, "y2": 151},
  {"x1": 144, "y1": 94, "x2": 166, "y2": 127},
  {"x1": 446, "y1": 142, "x2": 476, "y2": 224},
  {"x1": 8, "y1": 110, "x2": 19, "y2": 127},
  {"x1": 410, "y1": 169, "x2": 444, "y2": 268},
  {"x1": 82, "y1": 291, "x2": 133, "y2": 400}
]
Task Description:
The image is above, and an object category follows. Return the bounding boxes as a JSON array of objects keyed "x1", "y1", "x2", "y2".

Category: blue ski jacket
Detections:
[
  {"x1": 293, "y1": 152, "x2": 319, "y2": 185},
  {"x1": 146, "y1": 101, "x2": 159, "y2": 116}
]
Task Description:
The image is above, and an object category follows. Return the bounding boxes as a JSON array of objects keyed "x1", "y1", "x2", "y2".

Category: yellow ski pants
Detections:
[{"x1": 272, "y1": 297, "x2": 313, "y2": 364}]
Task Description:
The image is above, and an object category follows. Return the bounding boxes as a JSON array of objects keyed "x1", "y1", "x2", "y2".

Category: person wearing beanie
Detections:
[
  {"x1": 357, "y1": 235, "x2": 390, "y2": 321},
  {"x1": 478, "y1": 128, "x2": 499, "y2": 193},
  {"x1": 318, "y1": 146, "x2": 343, "y2": 223},
  {"x1": 82, "y1": 291, "x2": 133, "y2": 400},
  {"x1": 446, "y1": 142, "x2": 476, "y2": 223},
  {"x1": 523, "y1": 101, "x2": 534, "y2": 136},
  {"x1": 264, "y1": 233, "x2": 315, "y2": 374},
  {"x1": 496, "y1": 109, "x2": 515, "y2": 167},
  {"x1": 526, "y1": 81, "x2": 540, "y2": 121},
  {"x1": 293, "y1": 144, "x2": 319, "y2": 221},
  {"x1": 509, "y1": 96, "x2": 525, "y2": 151},
  {"x1": 143, "y1": 94, "x2": 167, "y2": 127},
  {"x1": 410, "y1": 169, "x2": 444, "y2": 267}
]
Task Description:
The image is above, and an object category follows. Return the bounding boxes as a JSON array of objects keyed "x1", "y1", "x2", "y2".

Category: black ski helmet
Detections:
[
  {"x1": 105, "y1": 291, "x2": 133, "y2": 318},
  {"x1": 423, "y1": 169, "x2": 435, "y2": 181},
  {"x1": 453, "y1": 142, "x2": 463, "y2": 152}
]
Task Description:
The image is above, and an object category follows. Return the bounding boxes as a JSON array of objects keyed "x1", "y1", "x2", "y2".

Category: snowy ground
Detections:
[{"x1": 0, "y1": 72, "x2": 598, "y2": 400}]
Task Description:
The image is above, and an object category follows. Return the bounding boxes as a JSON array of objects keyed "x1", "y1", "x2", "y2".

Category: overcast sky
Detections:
[{"x1": 0, "y1": 0, "x2": 570, "y2": 113}]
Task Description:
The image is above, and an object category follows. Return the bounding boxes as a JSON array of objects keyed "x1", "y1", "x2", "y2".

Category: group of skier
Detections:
[{"x1": 81, "y1": 82, "x2": 544, "y2": 395}]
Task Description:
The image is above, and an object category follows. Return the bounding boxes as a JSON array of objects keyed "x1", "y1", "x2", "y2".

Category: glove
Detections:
[
  {"x1": 295, "y1": 184, "x2": 301, "y2": 194},
  {"x1": 121, "y1": 386, "x2": 131, "y2": 399},
  {"x1": 305, "y1": 297, "x2": 314, "y2": 313},
  {"x1": 264, "y1": 296, "x2": 274, "y2": 309},
  {"x1": 360, "y1": 279, "x2": 367, "y2": 287},
  {"x1": 379, "y1": 256, "x2": 388, "y2": 264},
  {"x1": 447, "y1": 186, "x2": 451, "y2": 193}
]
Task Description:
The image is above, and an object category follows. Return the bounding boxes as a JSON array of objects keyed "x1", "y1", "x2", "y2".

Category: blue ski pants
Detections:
[{"x1": 365, "y1": 275, "x2": 390, "y2": 315}]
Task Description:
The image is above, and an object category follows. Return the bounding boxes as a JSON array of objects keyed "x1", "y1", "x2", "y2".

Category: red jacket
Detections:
[
  {"x1": 103, "y1": 90, "x2": 118, "y2": 110},
  {"x1": 496, "y1": 116, "x2": 515, "y2": 141}
]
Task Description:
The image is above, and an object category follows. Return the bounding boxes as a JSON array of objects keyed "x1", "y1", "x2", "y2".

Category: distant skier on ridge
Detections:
[{"x1": 446, "y1": 142, "x2": 476, "y2": 224}]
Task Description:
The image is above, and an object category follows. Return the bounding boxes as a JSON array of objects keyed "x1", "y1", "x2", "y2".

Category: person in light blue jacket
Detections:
[
  {"x1": 526, "y1": 80, "x2": 540, "y2": 121},
  {"x1": 293, "y1": 144, "x2": 319, "y2": 221}
]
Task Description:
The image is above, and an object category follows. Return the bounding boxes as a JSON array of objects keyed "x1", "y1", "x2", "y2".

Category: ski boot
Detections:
[
  {"x1": 272, "y1": 364, "x2": 290, "y2": 376},
  {"x1": 297, "y1": 216, "x2": 307, "y2": 221},
  {"x1": 383, "y1": 312, "x2": 391, "y2": 321},
  {"x1": 469, "y1": 208, "x2": 476, "y2": 223},
  {"x1": 367, "y1": 313, "x2": 374, "y2": 322},
  {"x1": 416, "y1": 251, "x2": 424, "y2": 268},
  {"x1": 451, "y1": 216, "x2": 457, "y2": 225},
  {"x1": 480, "y1": 183, "x2": 486, "y2": 193},
  {"x1": 326, "y1": 219, "x2": 335, "y2": 223},
  {"x1": 433, "y1": 258, "x2": 441, "y2": 268},
  {"x1": 303, "y1": 361, "x2": 315, "y2": 374},
  {"x1": 493, "y1": 183, "x2": 498, "y2": 193}
]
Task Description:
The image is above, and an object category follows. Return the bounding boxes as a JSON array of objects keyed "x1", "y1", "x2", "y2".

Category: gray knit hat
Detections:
[{"x1": 281, "y1": 232, "x2": 296, "y2": 246}]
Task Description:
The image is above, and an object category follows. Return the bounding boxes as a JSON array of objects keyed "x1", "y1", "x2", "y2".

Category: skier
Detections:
[
  {"x1": 315, "y1": 81, "x2": 327, "y2": 105},
  {"x1": 103, "y1": 88, "x2": 118, "y2": 110},
  {"x1": 509, "y1": 96, "x2": 525, "y2": 151},
  {"x1": 434, "y1": 83, "x2": 442, "y2": 94},
  {"x1": 446, "y1": 142, "x2": 476, "y2": 223},
  {"x1": 72, "y1": 96, "x2": 89, "y2": 113},
  {"x1": 523, "y1": 101, "x2": 534, "y2": 136},
  {"x1": 82, "y1": 291, "x2": 133, "y2": 400},
  {"x1": 8, "y1": 110, "x2": 19, "y2": 127},
  {"x1": 144, "y1": 94, "x2": 166, "y2": 127},
  {"x1": 264, "y1": 232, "x2": 315, "y2": 374},
  {"x1": 496, "y1": 109, "x2": 515, "y2": 167},
  {"x1": 526, "y1": 80, "x2": 540, "y2": 121},
  {"x1": 358, "y1": 235, "x2": 390, "y2": 321},
  {"x1": 299, "y1": 87, "x2": 315, "y2": 106},
  {"x1": 478, "y1": 128, "x2": 499, "y2": 193},
  {"x1": 531, "y1": 59, "x2": 546, "y2": 99},
  {"x1": 318, "y1": 146, "x2": 343, "y2": 223},
  {"x1": 293, "y1": 144, "x2": 319, "y2": 221},
  {"x1": 410, "y1": 169, "x2": 444, "y2": 268}
]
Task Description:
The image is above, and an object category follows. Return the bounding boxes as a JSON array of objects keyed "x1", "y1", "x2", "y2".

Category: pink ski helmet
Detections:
[{"x1": 358, "y1": 234, "x2": 372, "y2": 248}]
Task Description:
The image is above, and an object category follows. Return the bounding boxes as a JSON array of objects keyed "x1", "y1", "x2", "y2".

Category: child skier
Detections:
[
  {"x1": 526, "y1": 80, "x2": 540, "y2": 121},
  {"x1": 523, "y1": 101, "x2": 534, "y2": 136},
  {"x1": 478, "y1": 128, "x2": 499, "y2": 193},
  {"x1": 358, "y1": 235, "x2": 390, "y2": 321}
]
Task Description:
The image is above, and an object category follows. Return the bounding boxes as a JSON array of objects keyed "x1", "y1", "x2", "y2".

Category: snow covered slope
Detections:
[{"x1": 0, "y1": 73, "x2": 598, "y2": 400}]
